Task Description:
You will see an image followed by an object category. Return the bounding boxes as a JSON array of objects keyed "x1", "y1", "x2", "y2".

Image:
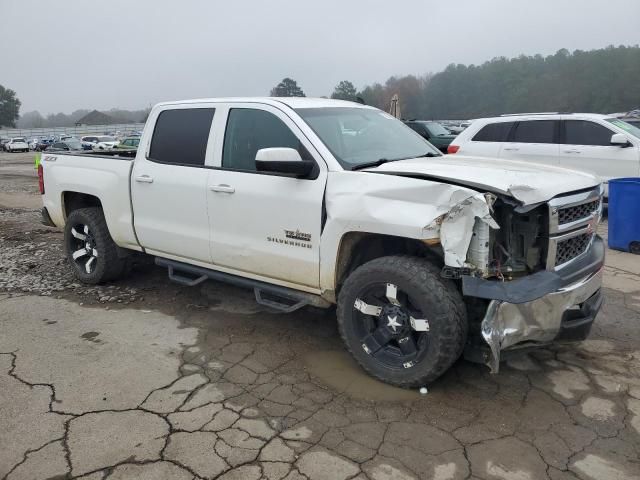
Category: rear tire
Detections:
[
  {"x1": 64, "y1": 207, "x2": 129, "y2": 284},
  {"x1": 337, "y1": 255, "x2": 467, "y2": 387}
]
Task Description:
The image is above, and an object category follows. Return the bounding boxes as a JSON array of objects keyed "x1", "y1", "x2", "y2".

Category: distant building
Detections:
[{"x1": 75, "y1": 110, "x2": 115, "y2": 126}]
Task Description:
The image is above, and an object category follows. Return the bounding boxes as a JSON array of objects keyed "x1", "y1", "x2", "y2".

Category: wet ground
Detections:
[{"x1": 1, "y1": 151, "x2": 639, "y2": 480}]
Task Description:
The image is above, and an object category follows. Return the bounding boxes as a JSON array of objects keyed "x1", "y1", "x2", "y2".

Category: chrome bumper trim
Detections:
[{"x1": 481, "y1": 266, "x2": 603, "y2": 373}]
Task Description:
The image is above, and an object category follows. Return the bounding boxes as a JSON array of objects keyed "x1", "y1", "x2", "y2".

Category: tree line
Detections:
[
  {"x1": 271, "y1": 45, "x2": 640, "y2": 120},
  {"x1": 2, "y1": 45, "x2": 639, "y2": 128}
]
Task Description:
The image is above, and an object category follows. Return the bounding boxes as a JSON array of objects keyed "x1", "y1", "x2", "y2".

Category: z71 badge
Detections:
[
  {"x1": 284, "y1": 229, "x2": 311, "y2": 242},
  {"x1": 267, "y1": 229, "x2": 312, "y2": 249}
]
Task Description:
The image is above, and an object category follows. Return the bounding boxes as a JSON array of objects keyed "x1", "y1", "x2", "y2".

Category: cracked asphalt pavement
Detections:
[{"x1": 1, "y1": 152, "x2": 639, "y2": 480}]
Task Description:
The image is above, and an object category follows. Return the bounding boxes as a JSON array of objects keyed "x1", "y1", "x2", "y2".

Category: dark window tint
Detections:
[
  {"x1": 512, "y1": 120, "x2": 556, "y2": 144},
  {"x1": 472, "y1": 122, "x2": 514, "y2": 142},
  {"x1": 149, "y1": 108, "x2": 214, "y2": 166},
  {"x1": 407, "y1": 123, "x2": 428, "y2": 137},
  {"x1": 564, "y1": 120, "x2": 614, "y2": 146},
  {"x1": 222, "y1": 109, "x2": 303, "y2": 171}
]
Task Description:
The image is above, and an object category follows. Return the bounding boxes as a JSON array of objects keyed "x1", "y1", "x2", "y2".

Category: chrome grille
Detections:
[
  {"x1": 558, "y1": 200, "x2": 600, "y2": 225},
  {"x1": 555, "y1": 233, "x2": 592, "y2": 266},
  {"x1": 546, "y1": 185, "x2": 603, "y2": 270}
]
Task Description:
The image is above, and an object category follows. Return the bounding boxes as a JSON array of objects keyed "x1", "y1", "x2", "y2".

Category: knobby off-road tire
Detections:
[
  {"x1": 337, "y1": 255, "x2": 468, "y2": 387},
  {"x1": 64, "y1": 207, "x2": 129, "y2": 284}
]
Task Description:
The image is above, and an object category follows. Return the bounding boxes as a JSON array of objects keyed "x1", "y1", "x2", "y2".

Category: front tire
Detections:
[
  {"x1": 64, "y1": 207, "x2": 129, "y2": 284},
  {"x1": 337, "y1": 256, "x2": 467, "y2": 387}
]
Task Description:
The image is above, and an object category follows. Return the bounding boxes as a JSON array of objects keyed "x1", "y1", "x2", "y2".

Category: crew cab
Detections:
[{"x1": 39, "y1": 98, "x2": 605, "y2": 387}]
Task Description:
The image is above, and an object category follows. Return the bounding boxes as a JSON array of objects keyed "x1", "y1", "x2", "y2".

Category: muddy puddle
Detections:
[{"x1": 304, "y1": 350, "x2": 420, "y2": 401}]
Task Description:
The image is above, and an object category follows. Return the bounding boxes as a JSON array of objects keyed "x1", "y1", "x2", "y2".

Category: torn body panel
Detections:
[
  {"x1": 319, "y1": 171, "x2": 497, "y2": 295},
  {"x1": 368, "y1": 155, "x2": 600, "y2": 205}
]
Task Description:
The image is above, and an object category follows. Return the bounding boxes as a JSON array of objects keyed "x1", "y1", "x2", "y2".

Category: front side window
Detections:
[
  {"x1": 564, "y1": 120, "x2": 614, "y2": 146},
  {"x1": 149, "y1": 108, "x2": 215, "y2": 166},
  {"x1": 512, "y1": 120, "x2": 557, "y2": 144},
  {"x1": 472, "y1": 122, "x2": 514, "y2": 142},
  {"x1": 296, "y1": 107, "x2": 440, "y2": 169},
  {"x1": 222, "y1": 108, "x2": 302, "y2": 171}
]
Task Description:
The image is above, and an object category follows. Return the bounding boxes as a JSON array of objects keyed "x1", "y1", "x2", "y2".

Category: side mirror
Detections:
[
  {"x1": 255, "y1": 148, "x2": 314, "y2": 177},
  {"x1": 611, "y1": 133, "x2": 631, "y2": 147}
]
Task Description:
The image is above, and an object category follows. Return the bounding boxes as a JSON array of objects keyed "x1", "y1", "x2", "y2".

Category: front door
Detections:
[
  {"x1": 499, "y1": 119, "x2": 560, "y2": 165},
  {"x1": 559, "y1": 119, "x2": 640, "y2": 183},
  {"x1": 207, "y1": 104, "x2": 327, "y2": 289},
  {"x1": 131, "y1": 106, "x2": 215, "y2": 263}
]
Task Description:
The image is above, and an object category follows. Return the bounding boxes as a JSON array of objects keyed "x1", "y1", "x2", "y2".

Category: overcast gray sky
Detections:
[{"x1": 2, "y1": 0, "x2": 639, "y2": 114}]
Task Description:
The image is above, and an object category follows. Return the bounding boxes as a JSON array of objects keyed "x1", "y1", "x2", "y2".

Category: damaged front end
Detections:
[{"x1": 438, "y1": 185, "x2": 605, "y2": 372}]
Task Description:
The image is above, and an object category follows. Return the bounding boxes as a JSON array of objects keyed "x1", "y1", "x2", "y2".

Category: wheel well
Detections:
[
  {"x1": 63, "y1": 192, "x2": 102, "y2": 219},
  {"x1": 334, "y1": 232, "x2": 443, "y2": 291}
]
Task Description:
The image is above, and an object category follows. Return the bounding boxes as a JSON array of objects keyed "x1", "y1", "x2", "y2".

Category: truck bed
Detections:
[{"x1": 41, "y1": 151, "x2": 142, "y2": 251}]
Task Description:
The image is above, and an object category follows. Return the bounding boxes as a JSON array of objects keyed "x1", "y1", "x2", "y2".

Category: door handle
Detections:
[
  {"x1": 503, "y1": 147, "x2": 519, "y2": 151},
  {"x1": 563, "y1": 150, "x2": 581, "y2": 154},
  {"x1": 209, "y1": 184, "x2": 235, "y2": 194},
  {"x1": 135, "y1": 175, "x2": 154, "y2": 183}
]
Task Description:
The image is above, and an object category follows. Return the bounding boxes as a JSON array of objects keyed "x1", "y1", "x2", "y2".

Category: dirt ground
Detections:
[{"x1": 1, "y1": 151, "x2": 639, "y2": 480}]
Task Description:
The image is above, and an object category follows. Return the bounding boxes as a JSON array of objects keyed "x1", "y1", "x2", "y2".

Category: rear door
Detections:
[
  {"x1": 206, "y1": 103, "x2": 327, "y2": 289},
  {"x1": 559, "y1": 118, "x2": 639, "y2": 183},
  {"x1": 460, "y1": 121, "x2": 514, "y2": 157},
  {"x1": 131, "y1": 106, "x2": 215, "y2": 263},
  {"x1": 499, "y1": 119, "x2": 560, "y2": 165}
]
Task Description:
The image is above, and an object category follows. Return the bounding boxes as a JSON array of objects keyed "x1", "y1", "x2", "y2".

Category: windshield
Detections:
[
  {"x1": 606, "y1": 118, "x2": 640, "y2": 140},
  {"x1": 423, "y1": 122, "x2": 451, "y2": 137},
  {"x1": 296, "y1": 107, "x2": 441, "y2": 169},
  {"x1": 98, "y1": 136, "x2": 115, "y2": 142},
  {"x1": 14, "y1": 137, "x2": 26, "y2": 142}
]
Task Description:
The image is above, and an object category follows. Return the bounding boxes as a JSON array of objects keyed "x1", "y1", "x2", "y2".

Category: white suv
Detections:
[
  {"x1": 448, "y1": 113, "x2": 640, "y2": 196},
  {"x1": 5, "y1": 137, "x2": 30, "y2": 152}
]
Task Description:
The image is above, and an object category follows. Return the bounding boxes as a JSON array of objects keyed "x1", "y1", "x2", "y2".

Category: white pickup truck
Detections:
[{"x1": 40, "y1": 97, "x2": 605, "y2": 386}]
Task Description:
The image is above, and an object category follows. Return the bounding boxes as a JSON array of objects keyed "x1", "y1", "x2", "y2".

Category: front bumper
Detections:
[{"x1": 464, "y1": 236, "x2": 605, "y2": 372}]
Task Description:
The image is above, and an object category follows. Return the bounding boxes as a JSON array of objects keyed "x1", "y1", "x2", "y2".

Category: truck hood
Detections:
[{"x1": 366, "y1": 154, "x2": 600, "y2": 204}]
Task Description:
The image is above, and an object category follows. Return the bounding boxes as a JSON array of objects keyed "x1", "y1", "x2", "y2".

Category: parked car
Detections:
[
  {"x1": 28, "y1": 138, "x2": 40, "y2": 150},
  {"x1": 36, "y1": 138, "x2": 55, "y2": 151},
  {"x1": 404, "y1": 120, "x2": 457, "y2": 153},
  {"x1": 113, "y1": 137, "x2": 140, "y2": 150},
  {"x1": 612, "y1": 110, "x2": 640, "y2": 129},
  {"x1": 5, "y1": 137, "x2": 30, "y2": 152},
  {"x1": 444, "y1": 121, "x2": 471, "y2": 134},
  {"x1": 0, "y1": 139, "x2": 9, "y2": 151},
  {"x1": 45, "y1": 138, "x2": 84, "y2": 152},
  {"x1": 81, "y1": 136, "x2": 100, "y2": 150},
  {"x1": 448, "y1": 113, "x2": 640, "y2": 197},
  {"x1": 39, "y1": 97, "x2": 605, "y2": 386},
  {"x1": 93, "y1": 135, "x2": 119, "y2": 150}
]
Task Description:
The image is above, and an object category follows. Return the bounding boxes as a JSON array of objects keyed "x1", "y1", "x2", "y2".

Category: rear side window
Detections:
[
  {"x1": 472, "y1": 122, "x2": 514, "y2": 142},
  {"x1": 222, "y1": 108, "x2": 303, "y2": 171},
  {"x1": 149, "y1": 108, "x2": 215, "y2": 166},
  {"x1": 564, "y1": 120, "x2": 614, "y2": 146},
  {"x1": 511, "y1": 120, "x2": 557, "y2": 144}
]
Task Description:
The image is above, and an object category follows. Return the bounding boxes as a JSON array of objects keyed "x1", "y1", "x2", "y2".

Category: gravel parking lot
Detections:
[{"x1": 1, "y1": 151, "x2": 639, "y2": 480}]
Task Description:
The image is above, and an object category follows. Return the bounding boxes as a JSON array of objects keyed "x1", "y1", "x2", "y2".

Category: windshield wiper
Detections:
[
  {"x1": 351, "y1": 152, "x2": 440, "y2": 170},
  {"x1": 350, "y1": 158, "x2": 395, "y2": 171}
]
